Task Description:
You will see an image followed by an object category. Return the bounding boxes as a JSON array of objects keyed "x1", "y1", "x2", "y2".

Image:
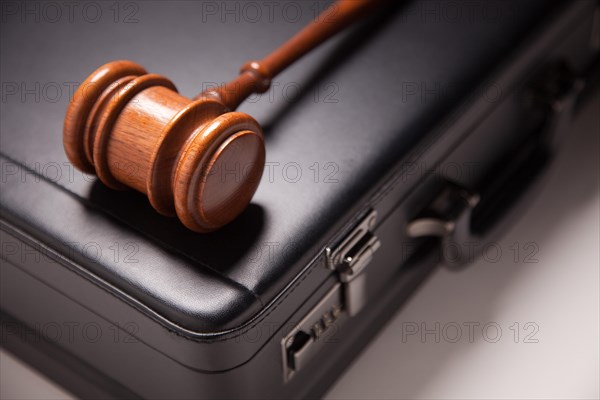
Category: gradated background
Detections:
[{"x1": 1, "y1": 0, "x2": 599, "y2": 398}]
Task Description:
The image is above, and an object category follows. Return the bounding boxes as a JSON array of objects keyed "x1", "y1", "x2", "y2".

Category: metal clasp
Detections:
[{"x1": 326, "y1": 209, "x2": 380, "y2": 316}]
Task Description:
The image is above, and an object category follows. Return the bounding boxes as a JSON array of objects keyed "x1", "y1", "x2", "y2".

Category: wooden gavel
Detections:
[{"x1": 64, "y1": 0, "x2": 378, "y2": 232}]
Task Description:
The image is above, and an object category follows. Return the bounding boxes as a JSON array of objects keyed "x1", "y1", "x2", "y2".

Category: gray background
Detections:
[{"x1": 1, "y1": 0, "x2": 599, "y2": 397}]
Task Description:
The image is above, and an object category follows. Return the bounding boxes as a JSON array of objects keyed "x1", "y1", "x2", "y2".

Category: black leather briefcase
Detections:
[{"x1": 1, "y1": 1, "x2": 598, "y2": 398}]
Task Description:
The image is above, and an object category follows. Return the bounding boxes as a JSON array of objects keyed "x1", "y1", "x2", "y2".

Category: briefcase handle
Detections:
[{"x1": 407, "y1": 60, "x2": 584, "y2": 268}]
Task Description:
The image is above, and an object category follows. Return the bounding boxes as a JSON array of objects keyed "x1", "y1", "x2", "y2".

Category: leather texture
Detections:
[{"x1": 0, "y1": 0, "x2": 558, "y2": 333}]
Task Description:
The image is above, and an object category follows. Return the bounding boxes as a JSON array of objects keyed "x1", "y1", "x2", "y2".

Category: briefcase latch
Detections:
[{"x1": 326, "y1": 209, "x2": 380, "y2": 317}]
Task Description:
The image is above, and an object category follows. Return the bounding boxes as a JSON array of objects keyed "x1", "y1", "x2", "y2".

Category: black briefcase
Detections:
[{"x1": 1, "y1": 1, "x2": 598, "y2": 398}]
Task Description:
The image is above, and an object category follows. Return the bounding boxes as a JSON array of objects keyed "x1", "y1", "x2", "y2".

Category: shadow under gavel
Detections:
[{"x1": 64, "y1": 0, "x2": 379, "y2": 232}]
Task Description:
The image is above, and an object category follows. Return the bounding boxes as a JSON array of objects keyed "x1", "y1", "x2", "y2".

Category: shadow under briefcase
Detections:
[{"x1": 1, "y1": 0, "x2": 599, "y2": 398}]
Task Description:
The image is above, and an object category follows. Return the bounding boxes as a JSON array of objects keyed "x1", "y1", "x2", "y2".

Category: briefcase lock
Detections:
[
  {"x1": 326, "y1": 209, "x2": 380, "y2": 317},
  {"x1": 281, "y1": 283, "x2": 344, "y2": 382},
  {"x1": 282, "y1": 210, "x2": 380, "y2": 382}
]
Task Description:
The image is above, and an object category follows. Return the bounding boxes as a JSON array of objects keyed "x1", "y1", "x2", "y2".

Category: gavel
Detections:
[{"x1": 64, "y1": 0, "x2": 378, "y2": 232}]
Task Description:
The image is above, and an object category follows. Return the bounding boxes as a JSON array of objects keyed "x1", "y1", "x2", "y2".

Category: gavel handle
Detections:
[{"x1": 196, "y1": 0, "x2": 380, "y2": 109}]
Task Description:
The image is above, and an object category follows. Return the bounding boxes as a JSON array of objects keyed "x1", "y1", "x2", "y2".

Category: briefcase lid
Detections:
[{"x1": 0, "y1": 0, "x2": 557, "y2": 333}]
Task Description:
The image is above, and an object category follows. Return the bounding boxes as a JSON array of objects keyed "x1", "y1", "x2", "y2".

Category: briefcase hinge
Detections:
[{"x1": 326, "y1": 209, "x2": 380, "y2": 317}]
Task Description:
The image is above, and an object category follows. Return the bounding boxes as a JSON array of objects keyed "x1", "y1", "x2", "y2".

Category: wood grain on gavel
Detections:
[{"x1": 64, "y1": 0, "x2": 379, "y2": 232}]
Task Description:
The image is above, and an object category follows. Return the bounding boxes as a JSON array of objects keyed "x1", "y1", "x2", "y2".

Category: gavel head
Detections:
[{"x1": 64, "y1": 61, "x2": 265, "y2": 232}]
